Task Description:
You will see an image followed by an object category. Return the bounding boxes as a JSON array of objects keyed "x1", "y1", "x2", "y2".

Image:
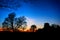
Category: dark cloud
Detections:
[
  {"x1": 23, "y1": 0, "x2": 40, "y2": 4},
  {"x1": 0, "y1": 0, "x2": 38, "y2": 9},
  {"x1": 0, "y1": 0, "x2": 21, "y2": 9},
  {"x1": 23, "y1": 0, "x2": 60, "y2": 5},
  {"x1": 0, "y1": 0, "x2": 60, "y2": 10}
]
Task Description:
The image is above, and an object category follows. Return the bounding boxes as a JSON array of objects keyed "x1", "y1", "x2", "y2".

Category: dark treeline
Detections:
[
  {"x1": 1, "y1": 12, "x2": 60, "y2": 32},
  {"x1": 36, "y1": 23, "x2": 60, "y2": 32}
]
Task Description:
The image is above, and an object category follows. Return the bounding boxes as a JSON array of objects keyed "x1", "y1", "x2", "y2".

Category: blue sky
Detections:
[{"x1": 0, "y1": 0, "x2": 60, "y2": 27}]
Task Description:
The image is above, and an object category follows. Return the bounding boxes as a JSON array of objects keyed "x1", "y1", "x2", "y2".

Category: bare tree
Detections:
[
  {"x1": 2, "y1": 12, "x2": 16, "y2": 30},
  {"x1": 15, "y1": 16, "x2": 27, "y2": 30},
  {"x1": 2, "y1": 12, "x2": 27, "y2": 32}
]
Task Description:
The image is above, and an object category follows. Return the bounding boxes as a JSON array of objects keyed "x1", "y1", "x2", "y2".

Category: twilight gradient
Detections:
[{"x1": 0, "y1": 0, "x2": 60, "y2": 28}]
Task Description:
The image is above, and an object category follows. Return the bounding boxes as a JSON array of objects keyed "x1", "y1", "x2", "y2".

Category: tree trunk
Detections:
[{"x1": 11, "y1": 22, "x2": 14, "y2": 32}]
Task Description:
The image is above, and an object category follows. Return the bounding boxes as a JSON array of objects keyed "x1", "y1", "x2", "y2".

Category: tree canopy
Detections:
[{"x1": 2, "y1": 12, "x2": 27, "y2": 30}]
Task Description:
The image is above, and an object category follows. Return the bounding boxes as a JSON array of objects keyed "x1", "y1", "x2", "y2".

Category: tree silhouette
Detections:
[
  {"x1": 2, "y1": 12, "x2": 27, "y2": 32},
  {"x1": 51, "y1": 24, "x2": 59, "y2": 28},
  {"x1": 2, "y1": 18, "x2": 9, "y2": 31},
  {"x1": 44, "y1": 23, "x2": 51, "y2": 31},
  {"x1": 2, "y1": 12, "x2": 16, "y2": 30},
  {"x1": 2, "y1": 21, "x2": 8, "y2": 28},
  {"x1": 51, "y1": 24, "x2": 60, "y2": 32},
  {"x1": 15, "y1": 16, "x2": 27, "y2": 30},
  {"x1": 30, "y1": 25, "x2": 37, "y2": 32},
  {"x1": 8, "y1": 13, "x2": 16, "y2": 29}
]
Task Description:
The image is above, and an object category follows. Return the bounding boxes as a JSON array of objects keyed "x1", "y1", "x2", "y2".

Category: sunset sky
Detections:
[{"x1": 0, "y1": 0, "x2": 60, "y2": 28}]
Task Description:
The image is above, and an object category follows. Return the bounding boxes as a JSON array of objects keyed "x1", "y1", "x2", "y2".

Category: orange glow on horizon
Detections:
[
  {"x1": 0, "y1": 28, "x2": 3, "y2": 31},
  {"x1": 0, "y1": 27, "x2": 37, "y2": 32},
  {"x1": 0, "y1": 25, "x2": 43, "y2": 32},
  {"x1": 17, "y1": 27, "x2": 37, "y2": 32}
]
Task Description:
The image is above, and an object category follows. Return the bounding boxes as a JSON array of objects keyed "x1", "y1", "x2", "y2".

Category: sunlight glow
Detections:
[
  {"x1": 26, "y1": 17, "x2": 35, "y2": 29},
  {"x1": 26, "y1": 17, "x2": 44, "y2": 29}
]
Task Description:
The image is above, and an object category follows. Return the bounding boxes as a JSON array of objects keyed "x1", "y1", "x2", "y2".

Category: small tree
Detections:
[{"x1": 30, "y1": 25, "x2": 37, "y2": 32}]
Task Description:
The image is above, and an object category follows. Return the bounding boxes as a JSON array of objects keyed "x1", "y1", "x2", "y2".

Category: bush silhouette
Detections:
[
  {"x1": 30, "y1": 25, "x2": 37, "y2": 32},
  {"x1": 44, "y1": 23, "x2": 50, "y2": 28}
]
